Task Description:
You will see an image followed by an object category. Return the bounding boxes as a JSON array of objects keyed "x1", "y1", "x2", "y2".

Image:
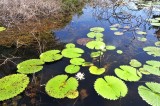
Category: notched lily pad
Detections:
[
  {"x1": 94, "y1": 76, "x2": 128, "y2": 100},
  {"x1": 66, "y1": 43, "x2": 75, "y2": 48},
  {"x1": 136, "y1": 31, "x2": 147, "y2": 35},
  {"x1": 86, "y1": 41, "x2": 105, "y2": 50},
  {"x1": 155, "y1": 41, "x2": 160, "y2": 46},
  {"x1": 65, "y1": 65, "x2": 80, "y2": 74},
  {"x1": 91, "y1": 51, "x2": 103, "y2": 58},
  {"x1": 0, "y1": 27, "x2": 6, "y2": 32},
  {"x1": 70, "y1": 58, "x2": 85, "y2": 65},
  {"x1": 40, "y1": 50, "x2": 62, "y2": 62},
  {"x1": 106, "y1": 45, "x2": 116, "y2": 50},
  {"x1": 45, "y1": 75, "x2": 79, "y2": 99},
  {"x1": 0, "y1": 74, "x2": 29, "y2": 101},
  {"x1": 129, "y1": 59, "x2": 142, "y2": 68},
  {"x1": 114, "y1": 32, "x2": 123, "y2": 35},
  {"x1": 143, "y1": 46, "x2": 160, "y2": 57},
  {"x1": 62, "y1": 48, "x2": 84, "y2": 58},
  {"x1": 17, "y1": 59, "x2": 44, "y2": 74},
  {"x1": 90, "y1": 27, "x2": 105, "y2": 33},
  {"x1": 87, "y1": 32, "x2": 104, "y2": 38},
  {"x1": 89, "y1": 66, "x2": 105, "y2": 75}
]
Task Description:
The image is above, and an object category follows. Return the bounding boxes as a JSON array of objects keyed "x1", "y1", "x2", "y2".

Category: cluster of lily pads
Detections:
[{"x1": 0, "y1": 27, "x2": 160, "y2": 106}]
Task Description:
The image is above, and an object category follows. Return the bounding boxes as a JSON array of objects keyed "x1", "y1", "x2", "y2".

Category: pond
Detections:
[{"x1": 0, "y1": 0, "x2": 160, "y2": 106}]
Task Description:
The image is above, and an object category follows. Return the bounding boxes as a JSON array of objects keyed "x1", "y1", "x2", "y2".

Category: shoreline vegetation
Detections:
[{"x1": 0, "y1": 0, "x2": 86, "y2": 47}]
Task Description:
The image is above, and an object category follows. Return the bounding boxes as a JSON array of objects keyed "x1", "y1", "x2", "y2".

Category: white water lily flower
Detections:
[{"x1": 75, "y1": 72, "x2": 85, "y2": 80}]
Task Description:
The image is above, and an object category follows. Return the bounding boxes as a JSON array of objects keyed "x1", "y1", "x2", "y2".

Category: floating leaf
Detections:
[
  {"x1": 117, "y1": 50, "x2": 123, "y2": 54},
  {"x1": 106, "y1": 45, "x2": 116, "y2": 50},
  {"x1": 86, "y1": 41, "x2": 105, "y2": 50},
  {"x1": 65, "y1": 65, "x2": 80, "y2": 74},
  {"x1": 62, "y1": 48, "x2": 84, "y2": 58},
  {"x1": 67, "y1": 90, "x2": 79, "y2": 99},
  {"x1": 124, "y1": 26, "x2": 130, "y2": 29},
  {"x1": 147, "y1": 18, "x2": 159, "y2": 23},
  {"x1": 0, "y1": 74, "x2": 29, "y2": 101},
  {"x1": 96, "y1": 37, "x2": 103, "y2": 41},
  {"x1": 91, "y1": 51, "x2": 103, "y2": 58},
  {"x1": 143, "y1": 65, "x2": 160, "y2": 76},
  {"x1": 151, "y1": 22, "x2": 160, "y2": 26},
  {"x1": 115, "y1": 65, "x2": 142, "y2": 81},
  {"x1": 0, "y1": 27, "x2": 6, "y2": 32},
  {"x1": 110, "y1": 27, "x2": 118, "y2": 31},
  {"x1": 129, "y1": 59, "x2": 142, "y2": 68},
  {"x1": 82, "y1": 62, "x2": 94, "y2": 67},
  {"x1": 87, "y1": 32, "x2": 103, "y2": 38},
  {"x1": 136, "y1": 31, "x2": 147, "y2": 35},
  {"x1": 110, "y1": 24, "x2": 120, "y2": 28},
  {"x1": 40, "y1": 50, "x2": 62, "y2": 62},
  {"x1": 77, "y1": 38, "x2": 93, "y2": 46},
  {"x1": 138, "y1": 82, "x2": 160, "y2": 106},
  {"x1": 143, "y1": 46, "x2": 160, "y2": 57},
  {"x1": 114, "y1": 32, "x2": 123, "y2": 35},
  {"x1": 90, "y1": 27, "x2": 105, "y2": 33},
  {"x1": 89, "y1": 66, "x2": 105, "y2": 75},
  {"x1": 45, "y1": 75, "x2": 78, "y2": 99},
  {"x1": 137, "y1": 37, "x2": 147, "y2": 42},
  {"x1": 139, "y1": 68, "x2": 150, "y2": 75},
  {"x1": 94, "y1": 76, "x2": 128, "y2": 100},
  {"x1": 66, "y1": 43, "x2": 75, "y2": 48},
  {"x1": 155, "y1": 41, "x2": 160, "y2": 46},
  {"x1": 17, "y1": 59, "x2": 44, "y2": 74},
  {"x1": 155, "y1": 17, "x2": 160, "y2": 20},
  {"x1": 70, "y1": 58, "x2": 85, "y2": 65},
  {"x1": 146, "y1": 60, "x2": 160, "y2": 68}
]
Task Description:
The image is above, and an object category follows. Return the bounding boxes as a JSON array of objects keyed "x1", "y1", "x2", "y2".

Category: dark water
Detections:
[{"x1": 1, "y1": 0, "x2": 160, "y2": 106}]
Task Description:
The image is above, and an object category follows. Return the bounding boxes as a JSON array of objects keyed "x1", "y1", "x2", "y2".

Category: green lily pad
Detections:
[
  {"x1": 89, "y1": 66, "x2": 105, "y2": 75},
  {"x1": 110, "y1": 27, "x2": 118, "y2": 31},
  {"x1": 90, "y1": 27, "x2": 105, "y2": 33},
  {"x1": 17, "y1": 59, "x2": 44, "y2": 74},
  {"x1": 143, "y1": 46, "x2": 160, "y2": 57},
  {"x1": 136, "y1": 31, "x2": 147, "y2": 35},
  {"x1": 96, "y1": 37, "x2": 103, "y2": 41},
  {"x1": 115, "y1": 65, "x2": 142, "y2": 81},
  {"x1": 129, "y1": 59, "x2": 142, "y2": 68},
  {"x1": 0, "y1": 27, "x2": 6, "y2": 32},
  {"x1": 45, "y1": 75, "x2": 78, "y2": 99},
  {"x1": 110, "y1": 24, "x2": 120, "y2": 28},
  {"x1": 117, "y1": 50, "x2": 123, "y2": 54},
  {"x1": 138, "y1": 82, "x2": 160, "y2": 106},
  {"x1": 40, "y1": 50, "x2": 63, "y2": 62},
  {"x1": 147, "y1": 18, "x2": 159, "y2": 23},
  {"x1": 146, "y1": 60, "x2": 160, "y2": 68},
  {"x1": 137, "y1": 37, "x2": 147, "y2": 42},
  {"x1": 155, "y1": 17, "x2": 160, "y2": 20},
  {"x1": 150, "y1": 22, "x2": 160, "y2": 26},
  {"x1": 66, "y1": 43, "x2": 75, "y2": 48},
  {"x1": 91, "y1": 51, "x2": 103, "y2": 58},
  {"x1": 62, "y1": 48, "x2": 84, "y2": 58},
  {"x1": 87, "y1": 32, "x2": 104, "y2": 38},
  {"x1": 94, "y1": 76, "x2": 128, "y2": 100},
  {"x1": 86, "y1": 41, "x2": 105, "y2": 50},
  {"x1": 114, "y1": 32, "x2": 123, "y2": 35},
  {"x1": 139, "y1": 68, "x2": 150, "y2": 75},
  {"x1": 70, "y1": 58, "x2": 85, "y2": 65},
  {"x1": 106, "y1": 45, "x2": 116, "y2": 50},
  {"x1": 155, "y1": 41, "x2": 160, "y2": 46},
  {"x1": 0, "y1": 74, "x2": 29, "y2": 101},
  {"x1": 82, "y1": 62, "x2": 94, "y2": 67},
  {"x1": 65, "y1": 65, "x2": 80, "y2": 74}
]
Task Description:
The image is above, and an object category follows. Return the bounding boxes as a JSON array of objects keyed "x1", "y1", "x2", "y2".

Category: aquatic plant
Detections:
[
  {"x1": 0, "y1": 74, "x2": 29, "y2": 101},
  {"x1": 86, "y1": 40, "x2": 105, "y2": 50},
  {"x1": 89, "y1": 66, "x2": 105, "y2": 75},
  {"x1": 110, "y1": 27, "x2": 118, "y2": 31},
  {"x1": 87, "y1": 32, "x2": 104, "y2": 38},
  {"x1": 75, "y1": 72, "x2": 85, "y2": 80},
  {"x1": 66, "y1": 43, "x2": 75, "y2": 48},
  {"x1": 136, "y1": 31, "x2": 147, "y2": 35},
  {"x1": 91, "y1": 51, "x2": 103, "y2": 58},
  {"x1": 114, "y1": 31, "x2": 123, "y2": 35},
  {"x1": 106, "y1": 45, "x2": 116, "y2": 50},
  {"x1": 138, "y1": 82, "x2": 160, "y2": 106},
  {"x1": 45, "y1": 75, "x2": 78, "y2": 99},
  {"x1": 143, "y1": 46, "x2": 160, "y2": 57},
  {"x1": 0, "y1": 27, "x2": 6, "y2": 31},
  {"x1": 155, "y1": 41, "x2": 160, "y2": 46},
  {"x1": 94, "y1": 76, "x2": 128, "y2": 100},
  {"x1": 17, "y1": 59, "x2": 44, "y2": 74},
  {"x1": 65, "y1": 64, "x2": 80, "y2": 74},
  {"x1": 129, "y1": 59, "x2": 142, "y2": 68},
  {"x1": 137, "y1": 37, "x2": 147, "y2": 42},
  {"x1": 40, "y1": 50, "x2": 63, "y2": 62},
  {"x1": 90, "y1": 27, "x2": 105, "y2": 33},
  {"x1": 70, "y1": 58, "x2": 85, "y2": 65},
  {"x1": 115, "y1": 65, "x2": 142, "y2": 81},
  {"x1": 117, "y1": 50, "x2": 123, "y2": 54}
]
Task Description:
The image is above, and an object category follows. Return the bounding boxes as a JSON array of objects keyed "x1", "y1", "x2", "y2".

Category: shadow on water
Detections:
[{"x1": 1, "y1": 0, "x2": 160, "y2": 106}]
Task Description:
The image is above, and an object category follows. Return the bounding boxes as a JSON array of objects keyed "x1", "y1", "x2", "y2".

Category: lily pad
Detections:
[
  {"x1": 138, "y1": 82, "x2": 160, "y2": 106},
  {"x1": 45, "y1": 75, "x2": 78, "y2": 99},
  {"x1": 115, "y1": 65, "x2": 142, "y2": 81},
  {"x1": 129, "y1": 59, "x2": 142, "y2": 68},
  {"x1": 155, "y1": 41, "x2": 160, "y2": 46},
  {"x1": 136, "y1": 31, "x2": 147, "y2": 35},
  {"x1": 90, "y1": 27, "x2": 105, "y2": 33},
  {"x1": 139, "y1": 68, "x2": 150, "y2": 75},
  {"x1": 110, "y1": 24, "x2": 120, "y2": 28},
  {"x1": 106, "y1": 45, "x2": 116, "y2": 50},
  {"x1": 40, "y1": 50, "x2": 63, "y2": 62},
  {"x1": 137, "y1": 37, "x2": 147, "y2": 42},
  {"x1": 143, "y1": 46, "x2": 160, "y2": 57},
  {"x1": 117, "y1": 50, "x2": 123, "y2": 54},
  {"x1": 0, "y1": 74, "x2": 29, "y2": 101},
  {"x1": 66, "y1": 43, "x2": 75, "y2": 48},
  {"x1": 17, "y1": 59, "x2": 44, "y2": 74},
  {"x1": 87, "y1": 32, "x2": 104, "y2": 38},
  {"x1": 114, "y1": 32, "x2": 123, "y2": 35},
  {"x1": 65, "y1": 65, "x2": 80, "y2": 74},
  {"x1": 86, "y1": 41, "x2": 105, "y2": 50},
  {"x1": 94, "y1": 76, "x2": 128, "y2": 100},
  {"x1": 150, "y1": 22, "x2": 160, "y2": 26},
  {"x1": 82, "y1": 62, "x2": 94, "y2": 67},
  {"x1": 62, "y1": 48, "x2": 84, "y2": 58},
  {"x1": 0, "y1": 27, "x2": 6, "y2": 32},
  {"x1": 70, "y1": 58, "x2": 85, "y2": 65},
  {"x1": 110, "y1": 27, "x2": 118, "y2": 31},
  {"x1": 89, "y1": 66, "x2": 105, "y2": 75},
  {"x1": 91, "y1": 51, "x2": 103, "y2": 58},
  {"x1": 146, "y1": 60, "x2": 160, "y2": 68}
]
